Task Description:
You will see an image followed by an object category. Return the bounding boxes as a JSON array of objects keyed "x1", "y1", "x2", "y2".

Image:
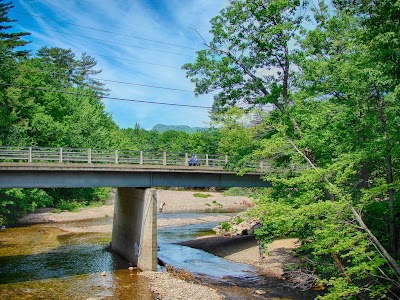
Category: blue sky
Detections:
[{"x1": 10, "y1": 0, "x2": 227, "y2": 130}]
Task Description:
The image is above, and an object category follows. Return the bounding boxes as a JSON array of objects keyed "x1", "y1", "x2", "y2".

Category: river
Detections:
[{"x1": 0, "y1": 213, "x2": 318, "y2": 299}]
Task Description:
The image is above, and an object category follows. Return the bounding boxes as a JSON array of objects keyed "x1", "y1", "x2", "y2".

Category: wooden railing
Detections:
[{"x1": 0, "y1": 146, "x2": 229, "y2": 167}]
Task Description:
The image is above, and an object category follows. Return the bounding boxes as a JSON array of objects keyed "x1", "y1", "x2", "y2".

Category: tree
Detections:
[
  {"x1": 0, "y1": 0, "x2": 30, "y2": 145},
  {"x1": 0, "y1": 0, "x2": 29, "y2": 56},
  {"x1": 184, "y1": 0, "x2": 400, "y2": 297},
  {"x1": 183, "y1": 0, "x2": 305, "y2": 121},
  {"x1": 332, "y1": 0, "x2": 400, "y2": 262}
]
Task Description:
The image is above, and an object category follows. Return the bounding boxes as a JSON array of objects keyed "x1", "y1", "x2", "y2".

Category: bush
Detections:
[
  {"x1": 0, "y1": 188, "x2": 54, "y2": 225},
  {"x1": 220, "y1": 221, "x2": 231, "y2": 231},
  {"x1": 56, "y1": 199, "x2": 81, "y2": 212},
  {"x1": 223, "y1": 187, "x2": 256, "y2": 197},
  {"x1": 235, "y1": 216, "x2": 244, "y2": 224}
]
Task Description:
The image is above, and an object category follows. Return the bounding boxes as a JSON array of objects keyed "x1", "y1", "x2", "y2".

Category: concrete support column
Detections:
[{"x1": 111, "y1": 187, "x2": 157, "y2": 271}]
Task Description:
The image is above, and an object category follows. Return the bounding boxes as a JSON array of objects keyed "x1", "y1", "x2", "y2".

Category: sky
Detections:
[{"x1": 9, "y1": 0, "x2": 227, "y2": 130}]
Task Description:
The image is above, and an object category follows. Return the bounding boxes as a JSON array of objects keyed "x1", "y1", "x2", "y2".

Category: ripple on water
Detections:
[{"x1": 0, "y1": 270, "x2": 154, "y2": 300}]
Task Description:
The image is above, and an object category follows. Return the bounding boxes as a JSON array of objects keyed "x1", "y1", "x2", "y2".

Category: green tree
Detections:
[
  {"x1": 184, "y1": 0, "x2": 400, "y2": 297},
  {"x1": 0, "y1": 0, "x2": 30, "y2": 145}
]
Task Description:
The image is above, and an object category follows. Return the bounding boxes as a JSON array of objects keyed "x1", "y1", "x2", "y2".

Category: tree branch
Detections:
[{"x1": 286, "y1": 136, "x2": 400, "y2": 279}]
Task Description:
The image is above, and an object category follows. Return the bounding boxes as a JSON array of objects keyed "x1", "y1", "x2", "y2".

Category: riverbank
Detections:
[
  {"x1": 18, "y1": 189, "x2": 250, "y2": 227},
  {"x1": 16, "y1": 190, "x2": 300, "y2": 299},
  {"x1": 179, "y1": 235, "x2": 300, "y2": 278}
]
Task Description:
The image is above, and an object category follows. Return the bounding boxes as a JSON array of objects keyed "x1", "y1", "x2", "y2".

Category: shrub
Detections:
[
  {"x1": 220, "y1": 221, "x2": 231, "y2": 231},
  {"x1": 223, "y1": 187, "x2": 252, "y2": 196}
]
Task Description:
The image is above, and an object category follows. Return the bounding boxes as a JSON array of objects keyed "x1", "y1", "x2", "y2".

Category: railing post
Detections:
[
  {"x1": 225, "y1": 155, "x2": 228, "y2": 165},
  {"x1": 59, "y1": 148, "x2": 63, "y2": 163},
  {"x1": 163, "y1": 152, "x2": 167, "y2": 166},
  {"x1": 28, "y1": 147, "x2": 32, "y2": 163},
  {"x1": 185, "y1": 153, "x2": 188, "y2": 166},
  {"x1": 206, "y1": 154, "x2": 209, "y2": 166},
  {"x1": 140, "y1": 151, "x2": 143, "y2": 165},
  {"x1": 88, "y1": 148, "x2": 92, "y2": 163},
  {"x1": 115, "y1": 150, "x2": 119, "y2": 164}
]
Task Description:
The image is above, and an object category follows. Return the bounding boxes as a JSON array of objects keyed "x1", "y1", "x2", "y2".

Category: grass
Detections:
[
  {"x1": 193, "y1": 193, "x2": 213, "y2": 198},
  {"x1": 212, "y1": 200, "x2": 223, "y2": 207},
  {"x1": 223, "y1": 187, "x2": 252, "y2": 196},
  {"x1": 54, "y1": 198, "x2": 107, "y2": 213}
]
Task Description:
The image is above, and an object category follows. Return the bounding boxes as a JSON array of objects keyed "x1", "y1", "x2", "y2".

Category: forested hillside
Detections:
[
  {"x1": 183, "y1": 0, "x2": 400, "y2": 298},
  {"x1": 151, "y1": 124, "x2": 206, "y2": 133}
]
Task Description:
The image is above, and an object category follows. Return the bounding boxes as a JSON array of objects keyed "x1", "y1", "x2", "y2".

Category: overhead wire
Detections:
[
  {"x1": 20, "y1": 23, "x2": 195, "y2": 57},
  {"x1": 0, "y1": 62, "x2": 194, "y2": 92},
  {"x1": 12, "y1": 10, "x2": 200, "y2": 51},
  {"x1": 28, "y1": 42, "x2": 182, "y2": 69},
  {"x1": 5, "y1": 9, "x2": 209, "y2": 110},
  {"x1": 0, "y1": 83, "x2": 211, "y2": 109}
]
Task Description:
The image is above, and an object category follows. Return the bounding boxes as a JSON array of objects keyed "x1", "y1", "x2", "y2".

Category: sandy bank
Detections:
[
  {"x1": 179, "y1": 235, "x2": 300, "y2": 278},
  {"x1": 18, "y1": 190, "x2": 250, "y2": 225}
]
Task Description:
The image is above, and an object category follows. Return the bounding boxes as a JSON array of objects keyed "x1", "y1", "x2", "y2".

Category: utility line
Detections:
[
  {"x1": 21, "y1": 23, "x2": 194, "y2": 57},
  {"x1": 0, "y1": 63, "x2": 194, "y2": 93},
  {"x1": 28, "y1": 42, "x2": 182, "y2": 69},
  {"x1": 0, "y1": 83, "x2": 211, "y2": 109},
  {"x1": 13, "y1": 10, "x2": 199, "y2": 50}
]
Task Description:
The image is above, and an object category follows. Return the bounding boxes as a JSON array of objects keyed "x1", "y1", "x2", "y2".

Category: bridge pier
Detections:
[{"x1": 111, "y1": 187, "x2": 157, "y2": 271}]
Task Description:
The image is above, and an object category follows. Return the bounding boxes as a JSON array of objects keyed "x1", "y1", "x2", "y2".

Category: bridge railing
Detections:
[{"x1": 0, "y1": 146, "x2": 231, "y2": 168}]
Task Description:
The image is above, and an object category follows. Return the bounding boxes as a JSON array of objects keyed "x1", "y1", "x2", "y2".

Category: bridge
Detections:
[{"x1": 0, "y1": 146, "x2": 270, "y2": 271}]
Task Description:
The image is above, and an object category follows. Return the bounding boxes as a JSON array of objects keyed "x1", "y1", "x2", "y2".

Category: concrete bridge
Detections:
[{"x1": 0, "y1": 146, "x2": 269, "y2": 271}]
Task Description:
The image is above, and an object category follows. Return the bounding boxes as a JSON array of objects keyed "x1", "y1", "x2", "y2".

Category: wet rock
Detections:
[{"x1": 253, "y1": 289, "x2": 267, "y2": 295}]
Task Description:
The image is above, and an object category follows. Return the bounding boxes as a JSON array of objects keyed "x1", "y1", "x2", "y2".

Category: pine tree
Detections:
[
  {"x1": 0, "y1": 0, "x2": 30, "y2": 145},
  {"x1": 0, "y1": 0, "x2": 30, "y2": 57}
]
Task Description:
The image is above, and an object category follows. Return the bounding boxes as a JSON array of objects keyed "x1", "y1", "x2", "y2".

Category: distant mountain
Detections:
[{"x1": 151, "y1": 124, "x2": 207, "y2": 133}]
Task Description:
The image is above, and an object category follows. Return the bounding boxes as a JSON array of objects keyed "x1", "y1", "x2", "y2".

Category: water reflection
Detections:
[
  {"x1": 0, "y1": 270, "x2": 155, "y2": 300},
  {"x1": 0, "y1": 225, "x2": 154, "y2": 299}
]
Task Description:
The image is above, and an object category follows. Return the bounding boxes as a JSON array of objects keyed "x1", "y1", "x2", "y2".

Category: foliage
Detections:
[
  {"x1": 220, "y1": 221, "x2": 231, "y2": 231},
  {"x1": 0, "y1": 188, "x2": 54, "y2": 224},
  {"x1": 184, "y1": 0, "x2": 400, "y2": 298},
  {"x1": 0, "y1": 3, "x2": 118, "y2": 225},
  {"x1": 234, "y1": 216, "x2": 244, "y2": 224},
  {"x1": 0, "y1": 1, "x2": 225, "y2": 225},
  {"x1": 121, "y1": 127, "x2": 222, "y2": 154},
  {"x1": 223, "y1": 187, "x2": 253, "y2": 197}
]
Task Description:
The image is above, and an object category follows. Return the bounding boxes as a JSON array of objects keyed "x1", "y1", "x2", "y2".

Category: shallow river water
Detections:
[{"x1": 0, "y1": 214, "x2": 317, "y2": 299}]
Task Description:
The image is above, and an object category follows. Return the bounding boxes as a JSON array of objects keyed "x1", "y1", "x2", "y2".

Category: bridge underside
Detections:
[{"x1": 0, "y1": 165, "x2": 270, "y2": 189}]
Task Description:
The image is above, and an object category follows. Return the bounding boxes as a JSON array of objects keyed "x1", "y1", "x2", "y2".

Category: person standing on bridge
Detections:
[{"x1": 188, "y1": 155, "x2": 199, "y2": 166}]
